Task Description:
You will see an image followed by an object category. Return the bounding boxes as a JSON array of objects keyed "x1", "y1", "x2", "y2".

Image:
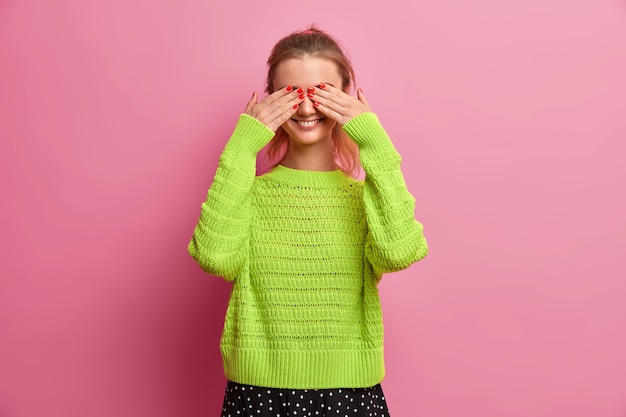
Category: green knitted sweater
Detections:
[{"x1": 189, "y1": 112, "x2": 427, "y2": 389}]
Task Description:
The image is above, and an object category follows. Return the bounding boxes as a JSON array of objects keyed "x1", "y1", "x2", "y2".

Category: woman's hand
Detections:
[
  {"x1": 244, "y1": 86, "x2": 304, "y2": 132},
  {"x1": 307, "y1": 84, "x2": 372, "y2": 126}
]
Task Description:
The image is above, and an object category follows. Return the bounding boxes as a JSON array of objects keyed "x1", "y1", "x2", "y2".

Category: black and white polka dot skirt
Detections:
[{"x1": 220, "y1": 380, "x2": 390, "y2": 417}]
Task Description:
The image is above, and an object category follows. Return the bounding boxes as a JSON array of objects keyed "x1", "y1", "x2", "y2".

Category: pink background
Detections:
[{"x1": 1, "y1": 0, "x2": 625, "y2": 416}]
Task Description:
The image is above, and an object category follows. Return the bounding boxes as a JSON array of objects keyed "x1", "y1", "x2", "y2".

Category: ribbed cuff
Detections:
[
  {"x1": 222, "y1": 114, "x2": 276, "y2": 160},
  {"x1": 342, "y1": 113, "x2": 401, "y2": 169}
]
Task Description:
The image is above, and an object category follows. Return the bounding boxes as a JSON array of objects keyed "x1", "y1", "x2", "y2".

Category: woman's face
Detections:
[{"x1": 272, "y1": 56, "x2": 343, "y2": 147}]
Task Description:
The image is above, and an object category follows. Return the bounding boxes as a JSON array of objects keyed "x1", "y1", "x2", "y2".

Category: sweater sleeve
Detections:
[
  {"x1": 188, "y1": 114, "x2": 275, "y2": 281},
  {"x1": 342, "y1": 112, "x2": 428, "y2": 277}
]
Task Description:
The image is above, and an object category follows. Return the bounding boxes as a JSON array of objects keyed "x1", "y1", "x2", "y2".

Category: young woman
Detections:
[{"x1": 189, "y1": 26, "x2": 428, "y2": 417}]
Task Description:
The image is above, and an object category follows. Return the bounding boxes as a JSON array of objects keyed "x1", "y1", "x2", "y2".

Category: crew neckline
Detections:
[{"x1": 264, "y1": 164, "x2": 354, "y2": 187}]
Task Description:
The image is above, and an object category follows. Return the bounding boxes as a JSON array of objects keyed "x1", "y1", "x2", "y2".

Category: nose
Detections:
[{"x1": 296, "y1": 95, "x2": 316, "y2": 116}]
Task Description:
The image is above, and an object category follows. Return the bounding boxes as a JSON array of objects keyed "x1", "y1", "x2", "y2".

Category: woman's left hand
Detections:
[{"x1": 308, "y1": 84, "x2": 372, "y2": 126}]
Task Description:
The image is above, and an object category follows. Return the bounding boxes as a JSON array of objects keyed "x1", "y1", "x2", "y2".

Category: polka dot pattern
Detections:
[{"x1": 220, "y1": 380, "x2": 390, "y2": 417}]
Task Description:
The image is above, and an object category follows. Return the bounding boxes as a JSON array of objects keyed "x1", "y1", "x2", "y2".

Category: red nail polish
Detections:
[
  {"x1": 286, "y1": 85, "x2": 293, "y2": 92},
  {"x1": 297, "y1": 87, "x2": 304, "y2": 94},
  {"x1": 299, "y1": 94, "x2": 305, "y2": 99},
  {"x1": 319, "y1": 83, "x2": 326, "y2": 89},
  {"x1": 314, "y1": 101, "x2": 320, "y2": 107},
  {"x1": 307, "y1": 92, "x2": 314, "y2": 99},
  {"x1": 293, "y1": 104, "x2": 299, "y2": 109},
  {"x1": 307, "y1": 86, "x2": 315, "y2": 92}
]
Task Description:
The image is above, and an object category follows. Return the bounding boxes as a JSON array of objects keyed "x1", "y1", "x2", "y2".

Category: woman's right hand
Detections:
[{"x1": 244, "y1": 86, "x2": 304, "y2": 132}]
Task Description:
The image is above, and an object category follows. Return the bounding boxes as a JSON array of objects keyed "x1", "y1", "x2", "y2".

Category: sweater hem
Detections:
[{"x1": 221, "y1": 346, "x2": 385, "y2": 389}]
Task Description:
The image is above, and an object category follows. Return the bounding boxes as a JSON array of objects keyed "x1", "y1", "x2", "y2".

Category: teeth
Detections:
[{"x1": 297, "y1": 119, "x2": 319, "y2": 127}]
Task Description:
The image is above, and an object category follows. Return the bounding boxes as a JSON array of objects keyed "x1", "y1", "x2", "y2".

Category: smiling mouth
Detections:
[{"x1": 293, "y1": 118, "x2": 323, "y2": 128}]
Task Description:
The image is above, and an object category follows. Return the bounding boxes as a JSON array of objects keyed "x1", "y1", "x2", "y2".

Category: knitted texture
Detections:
[{"x1": 189, "y1": 112, "x2": 428, "y2": 389}]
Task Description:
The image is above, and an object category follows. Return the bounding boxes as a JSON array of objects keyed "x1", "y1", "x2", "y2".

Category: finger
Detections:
[
  {"x1": 244, "y1": 91, "x2": 258, "y2": 113},
  {"x1": 257, "y1": 86, "x2": 301, "y2": 118},
  {"x1": 264, "y1": 94, "x2": 305, "y2": 131},
  {"x1": 357, "y1": 88, "x2": 371, "y2": 112},
  {"x1": 356, "y1": 88, "x2": 366, "y2": 104},
  {"x1": 249, "y1": 86, "x2": 301, "y2": 129},
  {"x1": 312, "y1": 99, "x2": 348, "y2": 125},
  {"x1": 313, "y1": 90, "x2": 355, "y2": 121},
  {"x1": 317, "y1": 83, "x2": 352, "y2": 99},
  {"x1": 316, "y1": 84, "x2": 355, "y2": 108},
  {"x1": 313, "y1": 83, "x2": 340, "y2": 101},
  {"x1": 265, "y1": 89, "x2": 303, "y2": 118},
  {"x1": 271, "y1": 103, "x2": 301, "y2": 129},
  {"x1": 312, "y1": 85, "x2": 368, "y2": 125},
  {"x1": 312, "y1": 89, "x2": 347, "y2": 114},
  {"x1": 265, "y1": 85, "x2": 299, "y2": 105}
]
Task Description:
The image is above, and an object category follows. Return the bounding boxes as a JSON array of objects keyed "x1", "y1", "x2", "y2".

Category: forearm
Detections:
[
  {"x1": 343, "y1": 113, "x2": 428, "y2": 275},
  {"x1": 188, "y1": 114, "x2": 275, "y2": 280}
]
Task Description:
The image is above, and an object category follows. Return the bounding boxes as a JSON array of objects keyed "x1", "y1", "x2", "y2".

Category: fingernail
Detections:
[
  {"x1": 293, "y1": 104, "x2": 299, "y2": 109},
  {"x1": 307, "y1": 92, "x2": 314, "y2": 99},
  {"x1": 299, "y1": 94, "x2": 305, "y2": 99},
  {"x1": 319, "y1": 83, "x2": 326, "y2": 89},
  {"x1": 286, "y1": 85, "x2": 293, "y2": 92},
  {"x1": 297, "y1": 87, "x2": 304, "y2": 94},
  {"x1": 307, "y1": 86, "x2": 315, "y2": 93},
  {"x1": 314, "y1": 101, "x2": 320, "y2": 107}
]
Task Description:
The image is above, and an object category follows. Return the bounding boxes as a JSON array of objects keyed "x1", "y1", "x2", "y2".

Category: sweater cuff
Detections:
[
  {"x1": 342, "y1": 112, "x2": 401, "y2": 168},
  {"x1": 222, "y1": 114, "x2": 276, "y2": 158}
]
